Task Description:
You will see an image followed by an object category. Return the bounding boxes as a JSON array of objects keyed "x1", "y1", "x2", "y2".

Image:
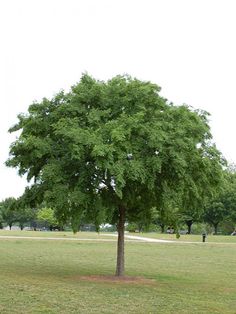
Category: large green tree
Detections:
[{"x1": 7, "y1": 74, "x2": 223, "y2": 276}]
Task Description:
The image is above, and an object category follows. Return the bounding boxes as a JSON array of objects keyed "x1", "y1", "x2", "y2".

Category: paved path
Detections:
[
  {"x1": 0, "y1": 234, "x2": 235, "y2": 245},
  {"x1": 124, "y1": 234, "x2": 197, "y2": 243},
  {"x1": 0, "y1": 235, "x2": 140, "y2": 242},
  {"x1": 0, "y1": 234, "x2": 179, "y2": 243},
  {"x1": 103, "y1": 233, "x2": 174, "y2": 243},
  {"x1": 103, "y1": 233, "x2": 236, "y2": 245}
]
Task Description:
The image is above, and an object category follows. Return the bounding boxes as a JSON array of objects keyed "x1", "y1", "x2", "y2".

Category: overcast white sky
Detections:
[{"x1": 1, "y1": 0, "x2": 236, "y2": 200}]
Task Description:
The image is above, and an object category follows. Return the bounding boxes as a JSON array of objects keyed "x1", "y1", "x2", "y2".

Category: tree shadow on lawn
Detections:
[{"x1": 70, "y1": 275, "x2": 157, "y2": 285}]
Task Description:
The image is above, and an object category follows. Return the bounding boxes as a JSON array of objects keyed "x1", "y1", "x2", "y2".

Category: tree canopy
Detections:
[
  {"x1": 0, "y1": 197, "x2": 17, "y2": 230},
  {"x1": 37, "y1": 207, "x2": 59, "y2": 230},
  {"x1": 204, "y1": 169, "x2": 236, "y2": 234},
  {"x1": 7, "y1": 74, "x2": 224, "y2": 275}
]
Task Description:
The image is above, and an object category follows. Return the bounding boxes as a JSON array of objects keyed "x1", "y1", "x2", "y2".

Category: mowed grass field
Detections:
[{"x1": 0, "y1": 231, "x2": 236, "y2": 314}]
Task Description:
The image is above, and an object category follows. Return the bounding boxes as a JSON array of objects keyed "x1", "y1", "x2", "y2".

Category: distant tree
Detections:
[
  {"x1": 29, "y1": 208, "x2": 39, "y2": 231},
  {"x1": 6, "y1": 74, "x2": 223, "y2": 276},
  {"x1": 203, "y1": 169, "x2": 236, "y2": 234},
  {"x1": 204, "y1": 201, "x2": 227, "y2": 234},
  {"x1": 155, "y1": 203, "x2": 182, "y2": 235},
  {"x1": 180, "y1": 143, "x2": 226, "y2": 234},
  {"x1": 128, "y1": 207, "x2": 157, "y2": 233},
  {"x1": 180, "y1": 189, "x2": 203, "y2": 234},
  {"x1": 16, "y1": 190, "x2": 40, "y2": 230},
  {"x1": 37, "y1": 207, "x2": 58, "y2": 230},
  {"x1": 0, "y1": 212, "x2": 3, "y2": 229},
  {"x1": 15, "y1": 206, "x2": 35, "y2": 230},
  {"x1": 221, "y1": 172, "x2": 236, "y2": 225},
  {"x1": 181, "y1": 208, "x2": 203, "y2": 234},
  {"x1": 0, "y1": 197, "x2": 17, "y2": 230}
]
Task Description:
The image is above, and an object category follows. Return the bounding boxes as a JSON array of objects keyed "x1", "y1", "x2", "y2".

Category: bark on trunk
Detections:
[
  {"x1": 160, "y1": 224, "x2": 165, "y2": 233},
  {"x1": 213, "y1": 223, "x2": 218, "y2": 235},
  {"x1": 138, "y1": 224, "x2": 143, "y2": 233},
  {"x1": 186, "y1": 221, "x2": 192, "y2": 234},
  {"x1": 115, "y1": 206, "x2": 125, "y2": 277}
]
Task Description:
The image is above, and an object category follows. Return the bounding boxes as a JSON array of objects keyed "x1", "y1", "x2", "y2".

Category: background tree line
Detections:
[
  {"x1": 0, "y1": 199, "x2": 59, "y2": 231},
  {"x1": 1, "y1": 166, "x2": 236, "y2": 234}
]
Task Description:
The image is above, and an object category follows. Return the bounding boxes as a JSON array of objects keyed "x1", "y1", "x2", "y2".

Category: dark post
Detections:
[{"x1": 202, "y1": 233, "x2": 206, "y2": 242}]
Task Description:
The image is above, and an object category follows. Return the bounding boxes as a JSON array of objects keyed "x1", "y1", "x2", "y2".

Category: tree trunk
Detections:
[
  {"x1": 138, "y1": 223, "x2": 143, "y2": 233},
  {"x1": 115, "y1": 206, "x2": 125, "y2": 277},
  {"x1": 9, "y1": 224, "x2": 12, "y2": 230},
  {"x1": 213, "y1": 223, "x2": 218, "y2": 235},
  {"x1": 186, "y1": 220, "x2": 193, "y2": 234},
  {"x1": 160, "y1": 224, "x2": 165, "y2": 233}
]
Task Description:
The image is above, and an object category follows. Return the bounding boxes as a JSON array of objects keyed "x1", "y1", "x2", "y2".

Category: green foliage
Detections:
[
  {"x1": 204, "y1": 201, "x2": 226, "y2": 233},
  {"x1": 221, "y1": 171, "x2": 236, "y2": 224},
  {"x1": 6, "y1": 74, "x2": 224, "y2": 272},
  {"x1": 0, "y1": 212, "x2": 3, "y2": 229},
  {"x1": 203, "y1": 169, "x2": 236, "y2": 233},
  {"x1": 15, "y1": 206, "x2": 35, "y2": 230},
  {"x1": 37, "y1": 207, "x2": 58, "y2": 229},
  {"x1": 0, "y1": 197, "x2": 17, "y2": 229}
]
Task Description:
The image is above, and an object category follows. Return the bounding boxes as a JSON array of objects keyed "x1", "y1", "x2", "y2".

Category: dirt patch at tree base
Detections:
[{"x1": 72, "y1": 275, "x2": 156, "y2": 285}]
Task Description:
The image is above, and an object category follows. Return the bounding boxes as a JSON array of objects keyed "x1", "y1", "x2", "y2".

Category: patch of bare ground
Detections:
[{"x1": 72, "y1": 275, "x2": 156, "y2": 285}]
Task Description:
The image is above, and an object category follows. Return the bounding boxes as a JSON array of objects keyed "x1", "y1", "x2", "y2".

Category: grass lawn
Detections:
[
  {"x1": 0, "y1": 231, "x2": 236, "y2": 313},
  {"x1": 0, "y1": 230, "x2": 114, "y2": 239}
]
